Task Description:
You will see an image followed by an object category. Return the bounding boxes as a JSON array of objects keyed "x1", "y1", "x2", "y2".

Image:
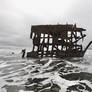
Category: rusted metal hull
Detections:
[
  {"x1": 27, "y1": 24, "x2": 92, "y2": 58},
  {"x1": 27, "y1": 51, "x2": 85, "y2": 58}
]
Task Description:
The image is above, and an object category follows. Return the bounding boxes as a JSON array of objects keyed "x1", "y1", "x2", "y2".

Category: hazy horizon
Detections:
[{"x1": 0, "y1": 0, "x2": 92, "y2": 49}]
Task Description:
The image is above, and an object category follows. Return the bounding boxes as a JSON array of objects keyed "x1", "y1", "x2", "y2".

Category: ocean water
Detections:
[{"x1": 0, "y1": 49, "x2": 92, "y2": 92}]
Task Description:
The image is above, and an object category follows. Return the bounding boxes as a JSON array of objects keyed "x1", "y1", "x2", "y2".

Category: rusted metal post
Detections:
[{"x1": 41, "y1": 33, "x2": 45, "y2": 57}]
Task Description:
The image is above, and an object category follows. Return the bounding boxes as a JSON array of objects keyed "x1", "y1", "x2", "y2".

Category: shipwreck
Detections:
[{"x1": 27, "y1": 24, "x2": 92, "y2": 58}]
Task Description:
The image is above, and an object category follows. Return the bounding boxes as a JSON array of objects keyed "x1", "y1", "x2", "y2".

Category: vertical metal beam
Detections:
[
  {"x1": 46, "y1": 34, "x2": 49, "y2": 56},
  {"x1": 32, "y1": 33, "x2": 36, "y2": 51},
  {"x1": 51, "y1": 32, "x2": 54, "y2": 56},
  {"x1": 41, "y1": 33, "x2": 45, "y2": 57}
]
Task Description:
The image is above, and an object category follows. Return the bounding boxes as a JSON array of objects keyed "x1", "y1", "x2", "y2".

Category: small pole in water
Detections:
[{"x1": 21, "y1": 49, "x2": 26, "y2": 58}]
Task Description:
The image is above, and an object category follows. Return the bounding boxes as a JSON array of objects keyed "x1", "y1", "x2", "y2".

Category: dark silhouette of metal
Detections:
[
  {"x1": 22, "y1": 49, "x2": 26, "y2": 58},
  {"x1": 27, "y1": 24, "x2": 92, "y2": 58},
  {"x1": 83, "y1": 41, "x2": 92, "y2": 56}
]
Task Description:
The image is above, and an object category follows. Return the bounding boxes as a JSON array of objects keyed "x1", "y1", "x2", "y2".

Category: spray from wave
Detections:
[{"x1": 0, "y1": 49, "x2": 92, "y2": 92}]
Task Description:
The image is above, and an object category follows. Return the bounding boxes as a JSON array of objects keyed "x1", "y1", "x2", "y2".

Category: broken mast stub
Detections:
[{"x1": 27, "y1": 24, "x2": 90, "y2": 58}]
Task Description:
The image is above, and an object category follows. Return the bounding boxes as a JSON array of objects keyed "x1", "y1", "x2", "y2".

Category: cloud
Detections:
[{"x1": 0, "y1": 0, "x2": 92, "y2": 49}]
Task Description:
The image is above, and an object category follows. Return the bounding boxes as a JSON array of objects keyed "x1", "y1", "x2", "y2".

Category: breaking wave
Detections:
[{"x1": 0, "y1": 50, "x2": 92, "y2": 92}]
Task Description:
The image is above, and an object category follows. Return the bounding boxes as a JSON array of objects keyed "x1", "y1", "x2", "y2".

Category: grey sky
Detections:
[{"x1": 0, "y1": 0, "x2": 92, "y2": 49}]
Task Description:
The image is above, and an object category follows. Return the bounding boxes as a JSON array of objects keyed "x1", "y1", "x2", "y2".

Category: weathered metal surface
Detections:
[
  {"x1": 27, "y1": 24, "x2": 91, "y2": 58},
  {"x1": 31, "y1": 24, "x2": 85, "y2": 33}
]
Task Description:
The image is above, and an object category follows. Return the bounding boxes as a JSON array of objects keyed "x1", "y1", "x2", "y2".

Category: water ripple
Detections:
[{"x1": 0, "y1": 50, "x2": 92, "y2": 92}]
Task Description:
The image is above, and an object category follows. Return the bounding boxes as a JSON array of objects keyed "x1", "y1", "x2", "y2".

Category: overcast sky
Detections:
[{"x1": 0, "y1": 0, "x2": 92, "y2": 49}]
